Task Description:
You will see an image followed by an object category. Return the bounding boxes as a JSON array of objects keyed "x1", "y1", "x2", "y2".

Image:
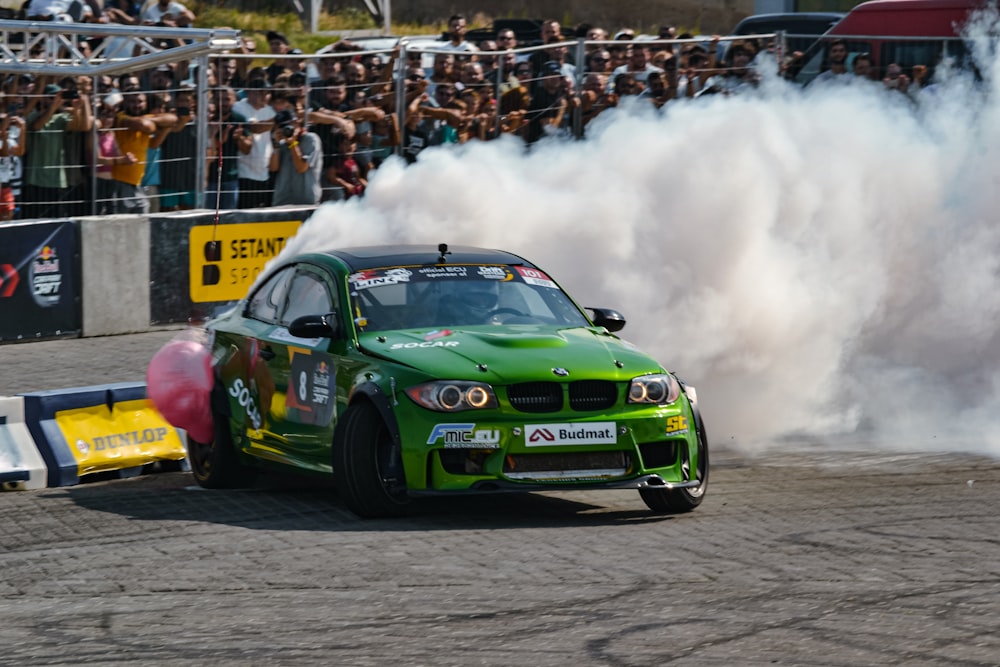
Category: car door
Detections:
[{"x1": 253, "y1": 263, "x2": 341, "y2": 473}]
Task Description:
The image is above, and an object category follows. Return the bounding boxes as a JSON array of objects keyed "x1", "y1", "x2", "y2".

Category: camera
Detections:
[
  {"x1": 281, "y1": 124, "x2": 295, "y2": 138},
  {"x1": 175, "y1": 106, "x2": 190, "y2": 116},
  {"x1": 62, "y1": 89, "x2": 79, "y2": 100}
]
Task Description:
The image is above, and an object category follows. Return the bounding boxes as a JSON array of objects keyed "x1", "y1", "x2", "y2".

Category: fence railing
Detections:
[{"x1": 1, "y1": 22, "x2": 966, "y2": 221}]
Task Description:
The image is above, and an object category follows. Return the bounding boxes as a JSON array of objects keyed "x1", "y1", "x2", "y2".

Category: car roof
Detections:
[
  {"x1": 323, "y1": 244, "x2": 535, "y2": 272},
  {"x1": 732, "y1": 12, "x2": 845, "y2": 35}
]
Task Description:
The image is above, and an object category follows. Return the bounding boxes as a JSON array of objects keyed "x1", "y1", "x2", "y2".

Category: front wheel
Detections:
[
  {"x1": 639, "y1": 421, "x2": 709, "y2": 514},
  {"x1": 187, "y1": 384, "x2": 255, "y2": 489},
  {"x1": 334, "y1": 401, "x2": 410, "y2": 518}
]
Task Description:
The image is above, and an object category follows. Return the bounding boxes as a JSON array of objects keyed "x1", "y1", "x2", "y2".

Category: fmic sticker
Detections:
[{"x1": 427, "y1": 423, "x2": 501, "y2": 448}]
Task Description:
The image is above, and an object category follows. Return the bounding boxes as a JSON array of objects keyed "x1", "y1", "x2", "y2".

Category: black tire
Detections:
[
  {"x1": 187, "y1": 388, "x2": 255, "y2": 489},
  {"x1": 640, "y1": 420, "x2": 709, "y2": 514},
  {"x1": 334, "y1": 401, "x2": 410, "y2": 518}
]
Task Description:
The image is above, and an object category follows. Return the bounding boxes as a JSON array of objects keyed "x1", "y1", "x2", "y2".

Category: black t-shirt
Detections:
[
  {"x1": 159, "y1": 122, "x2": 198, "y2": 191},
  {"x1": 207, "y1": 110, "x2": 247, "y2": 182}
]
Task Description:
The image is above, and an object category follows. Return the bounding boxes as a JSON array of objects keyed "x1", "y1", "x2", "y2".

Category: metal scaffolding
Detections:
[{"x1": 0, "y1": 20, "x2": 240, "y2": 77}]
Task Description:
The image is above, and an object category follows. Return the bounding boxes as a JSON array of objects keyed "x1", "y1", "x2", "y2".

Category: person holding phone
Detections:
[{"x1": 22, "y1": 82, "x2": 92, "y2": 219}]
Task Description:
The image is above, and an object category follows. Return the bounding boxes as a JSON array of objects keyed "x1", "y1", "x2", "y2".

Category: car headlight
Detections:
[
  {"x1": 406, "y1": 381, "x2": 498, "y2": 412},
  {"x1": 627, "y1": 373, "x2": 681, "y2": 405}
]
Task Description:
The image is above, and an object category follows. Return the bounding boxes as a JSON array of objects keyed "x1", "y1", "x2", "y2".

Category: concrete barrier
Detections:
[
  {"x1": 5, "y1": 209, "x2": 316, "y2": 341},
  {"x1": 22, "y1": 382, "x2": 187, "y2": 487},
  {"x1": 80, "y1": 215, "x2": 150, "y2": 337},
  {"x1": 0, "y1": 396, "x2": 48, "y2": 491}
]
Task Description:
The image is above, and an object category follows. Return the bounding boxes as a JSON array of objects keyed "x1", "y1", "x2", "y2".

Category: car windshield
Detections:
[{"x1": 348, "y1": 264, "x2": 591, "y2": 332}]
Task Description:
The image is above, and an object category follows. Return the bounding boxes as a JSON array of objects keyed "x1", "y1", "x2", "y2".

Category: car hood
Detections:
[{"x1": 359, "y1": 326, "x2": 664, "y2": 383}]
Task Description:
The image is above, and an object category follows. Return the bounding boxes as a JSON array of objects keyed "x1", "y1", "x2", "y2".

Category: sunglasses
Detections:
[
  {"x1": 408, "y1": 74, "x2": 425, "y2": 81},
  {"x1": 590, "y1": 57, "x2": 608, "y2": 63}
]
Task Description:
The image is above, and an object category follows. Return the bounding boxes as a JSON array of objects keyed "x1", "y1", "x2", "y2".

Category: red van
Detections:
[{"x1": 790, "y1": 0, "x2": 982, "y2": 83}]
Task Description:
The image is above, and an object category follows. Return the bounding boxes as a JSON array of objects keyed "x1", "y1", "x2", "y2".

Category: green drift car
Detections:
[{"x1": 192, "y1": 244, "x2": 708, "y2": 518}]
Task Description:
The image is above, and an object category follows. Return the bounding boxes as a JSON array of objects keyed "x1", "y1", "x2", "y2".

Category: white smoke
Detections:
[{"x1": 277, "y1": 11, "x2": 1000, "y2": 456}]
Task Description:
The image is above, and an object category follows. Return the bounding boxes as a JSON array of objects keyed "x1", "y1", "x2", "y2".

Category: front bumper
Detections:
[{"x1": 409, "y1": 474, "x2": 704, "y2": 496}]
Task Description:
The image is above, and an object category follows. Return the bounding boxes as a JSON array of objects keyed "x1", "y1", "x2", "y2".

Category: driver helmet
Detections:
[{"x1": 439, "y1": 278, "x2": 500, "y2": 323}]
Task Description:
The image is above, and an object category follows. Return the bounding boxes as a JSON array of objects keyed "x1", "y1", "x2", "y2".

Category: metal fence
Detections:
[{"x1": 0, "y1": 21, "x2": 963, "y2": 221}]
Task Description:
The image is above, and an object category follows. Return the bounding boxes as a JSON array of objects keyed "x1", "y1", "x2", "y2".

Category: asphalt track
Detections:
[{"x1": 2, "y1": 330, "x2": 1000, "y2": 666}]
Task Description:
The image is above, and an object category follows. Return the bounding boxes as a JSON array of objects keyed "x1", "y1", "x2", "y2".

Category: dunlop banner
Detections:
[
  {"x1": 55, "y1": 398, "x2": 186, "y2": 477},
  {"x1": 0, "y1": 220, "x2": 80, "y2": 341}
]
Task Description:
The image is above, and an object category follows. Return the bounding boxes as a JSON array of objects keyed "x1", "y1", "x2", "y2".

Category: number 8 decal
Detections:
[{"x1": 299, "y1": 370, "x2": 309, "y2": 402}]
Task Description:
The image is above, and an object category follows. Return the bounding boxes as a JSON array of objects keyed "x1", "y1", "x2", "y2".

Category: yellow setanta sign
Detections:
[
  {"x1": 55, "y1": 399, "x2": 186, "y2": 477},
  {"x1": 189, "y1": 221, "x2": 302, "y2": 303}
]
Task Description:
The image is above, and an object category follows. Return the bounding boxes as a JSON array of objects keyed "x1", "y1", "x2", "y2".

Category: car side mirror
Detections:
[
  {"x1": 288, "y1": 312, "x2": 339, "y2": 339},
  {"x1": 588, "y1": 307, "x2": 626, "y2": 333}
]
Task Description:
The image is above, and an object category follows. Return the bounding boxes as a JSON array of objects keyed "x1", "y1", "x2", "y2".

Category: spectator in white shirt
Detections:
[
  {"x1": 611, "y1": 43, "x2": 663, "y2": 86},
  {"x1": 140, "y1": 0, "x2": 194, "y2": 27},
  {"x1": 233, "y1": 79, "x2": 276, "y2": 208},
  {"x1": 439, "y1": 14, "x2": 478, "y2": 54},
  {"x1": 24, "y1": 0, "x2": 92, "y2": 21}
]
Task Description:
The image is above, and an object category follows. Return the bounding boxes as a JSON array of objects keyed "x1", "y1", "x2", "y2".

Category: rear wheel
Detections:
[
  {"x1": 187, "y1": 389, "x2": 255, "y2": 489},
  {"x1": 640, "y1": 421, "x2": 709, "y2": 514},
  {"x1": 334, "y1": 401, "x2": 410, "y2": 518}
]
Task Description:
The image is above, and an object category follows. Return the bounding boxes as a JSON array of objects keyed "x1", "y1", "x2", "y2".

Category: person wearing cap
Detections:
[
  {"x1": 266, "y1": 31, "x2": 292, "y2": 85},
  {"x1": 207, "y1": 86, "x2": 249, "y2": 210},
  {"x1": 158, "y1": 86, "x2": 198, "y2": 211},
  {"x1": 4, "y1": 74, "x2": 32, "y2": 119},
  {"x1": 22, "y1": 82, "x2": 92, "y2": 220},
  {"x1": 233, "y1": 78, "x2": 276, "y2": 208},
  {"x1": 308, "y1": 55, "x2": 341, "y2": 106},
  {"x1": 268, "y1": 108, "x2": 321, "y2": 206},
  {"x1": 139, "y1": 0, "x2": 193, "y2": 27},
  {"x1": 678, "y1": 44, "x2": 715, "y2": 97},
  {"x1": 524, "y1": 61, "x2": 570, "y2": 144},
  {"x1": 149, "y1": 64, "x2": 176, "y2": 92},
  {"x1": 94, "y1": 94, "x2": 127, "y2": 215}
]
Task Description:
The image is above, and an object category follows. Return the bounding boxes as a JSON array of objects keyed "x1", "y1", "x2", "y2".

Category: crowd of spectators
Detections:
[{"x1": 0, "y1": 10, "x2": 937, "y2": 220}]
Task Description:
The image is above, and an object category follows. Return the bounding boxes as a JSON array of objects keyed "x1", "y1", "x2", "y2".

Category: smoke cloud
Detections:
[{"x1": 276, "y1": 13, "x2": 1000, "y2": 456}]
